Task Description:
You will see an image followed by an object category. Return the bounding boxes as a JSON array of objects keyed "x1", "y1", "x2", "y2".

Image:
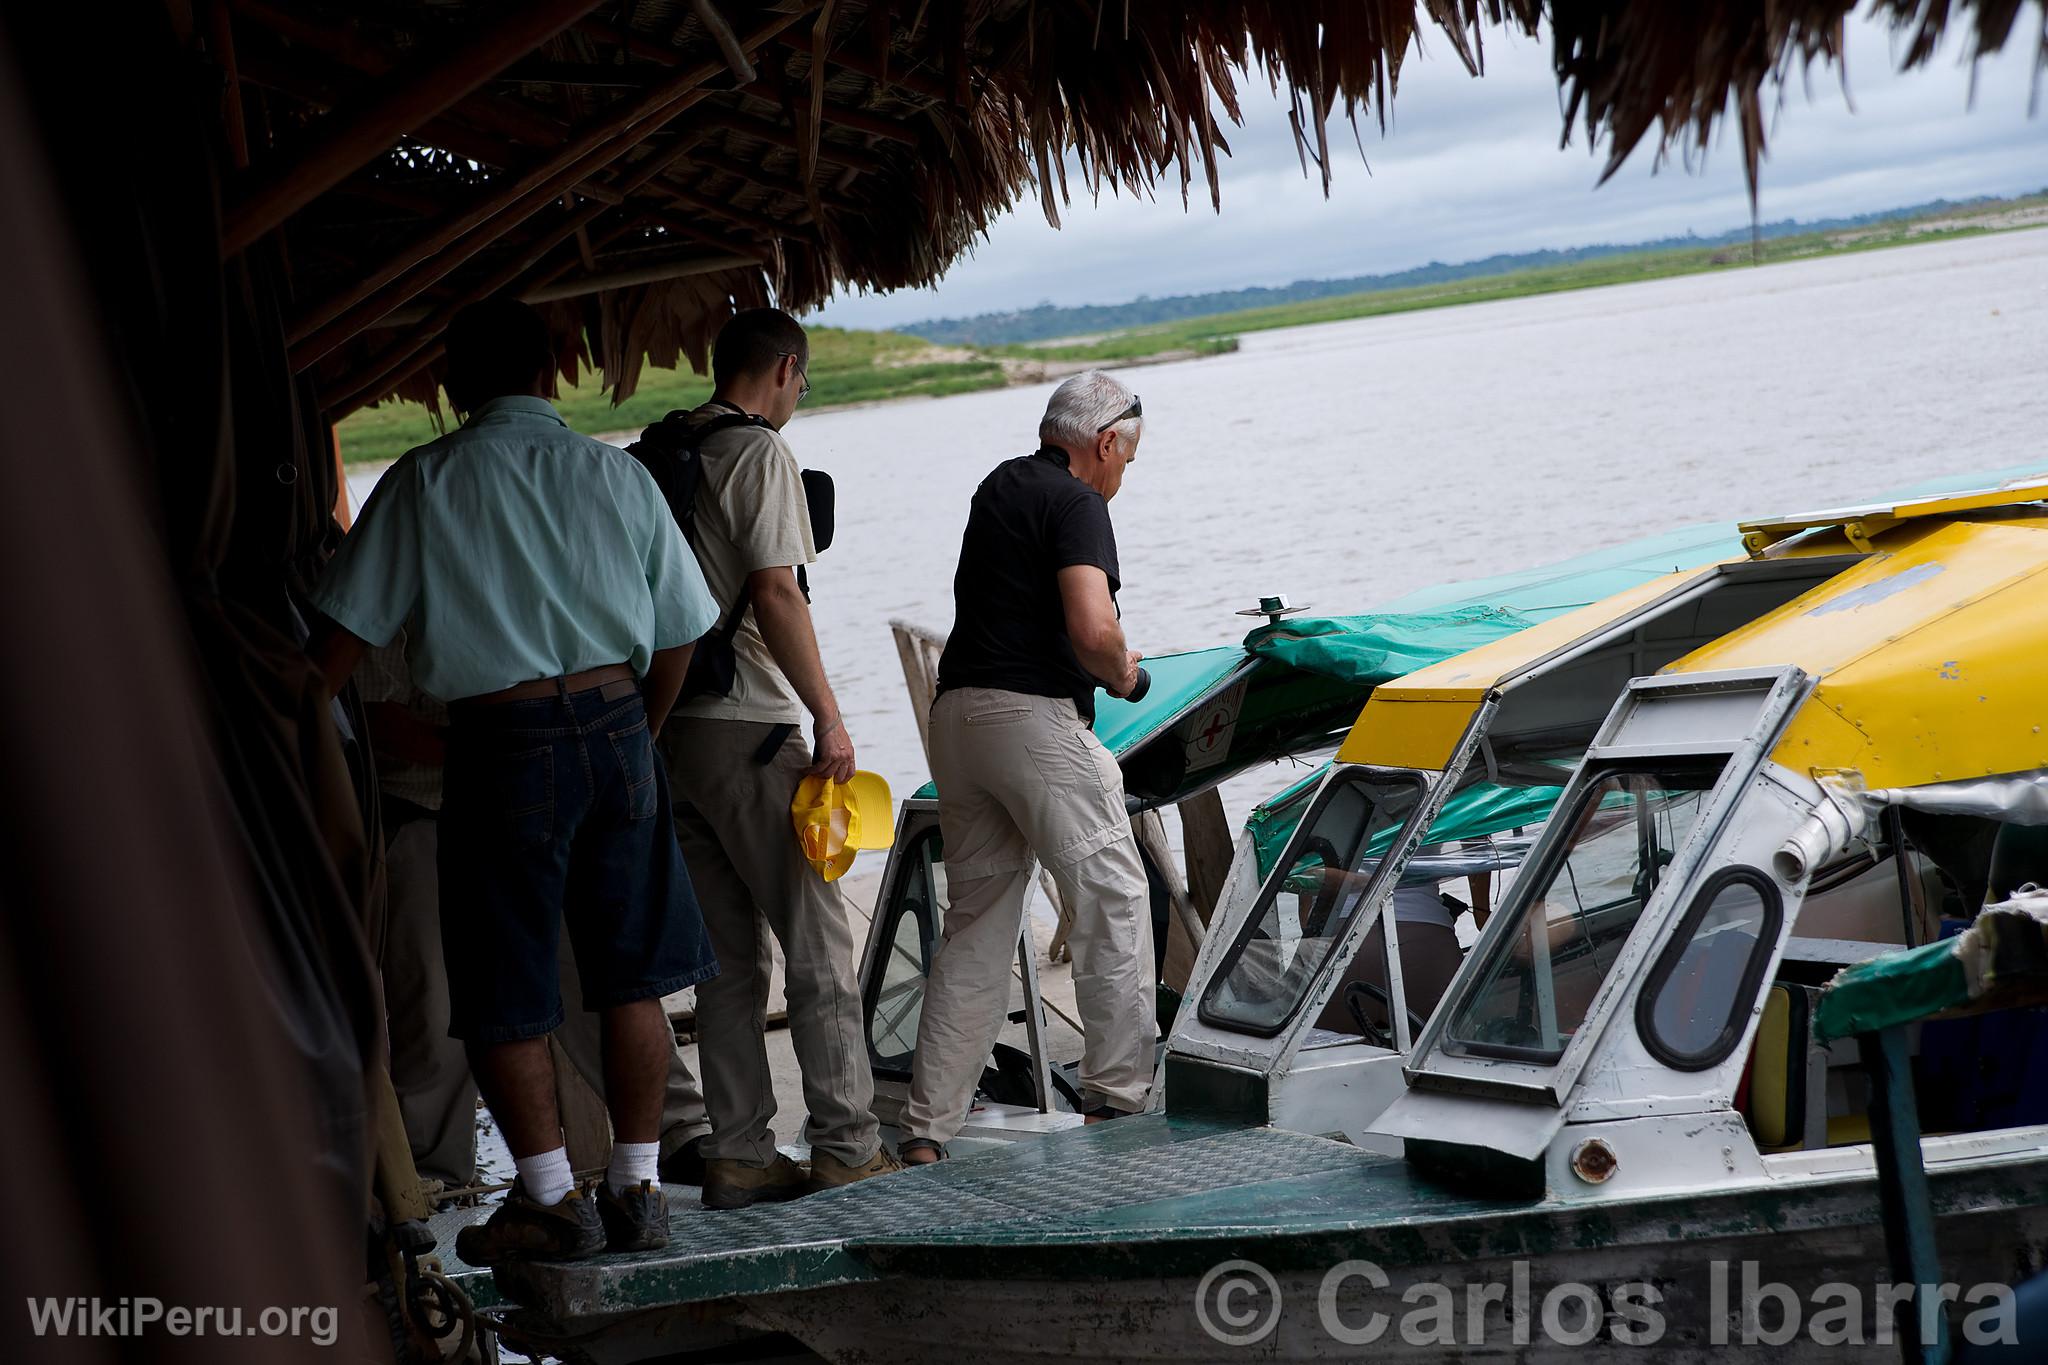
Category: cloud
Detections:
[{"x1": 814, "y1": 16, "x2": 2046, "y2": 330}]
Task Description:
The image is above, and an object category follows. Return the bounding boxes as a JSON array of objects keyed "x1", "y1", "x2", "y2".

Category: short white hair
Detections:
[{"x1": 1039, "y1": 370, "x2": 1140, "y2": 451}]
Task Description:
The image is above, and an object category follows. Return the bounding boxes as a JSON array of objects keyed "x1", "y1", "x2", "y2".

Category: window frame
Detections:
[
  {"x1": 1195, "y1": 767, "x2": 1429, "y2": 1039},
  {"x1": 1634, "y1": 863, "x2": 1785, "y2": 1072},
  {"x1": 1440, "y1": 758, "x2": 1728, "y2": 1066}
]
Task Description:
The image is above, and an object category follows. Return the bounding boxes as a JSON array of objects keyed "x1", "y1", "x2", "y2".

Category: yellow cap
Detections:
[{"x1": 790, "y1": 770, "x2": 894, "y2": 882}]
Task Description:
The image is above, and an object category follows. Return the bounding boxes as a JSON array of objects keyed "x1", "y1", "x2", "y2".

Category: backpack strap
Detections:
[{"x1": 628, "y1": 408, "x2": 777, "y2": 702}]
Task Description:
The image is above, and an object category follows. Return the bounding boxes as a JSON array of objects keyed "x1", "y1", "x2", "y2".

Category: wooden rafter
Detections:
[
  {"x1": 769, "y1": 30, "x2": 949, "y2": 102},
  {"x1": 289, "y1": 7, "x2": 816, "y2": 371},
  {"x1": 702, "y1": 107, "x2": 886, "y2": 176},
  {"x1": 321, "y1": 124, "x2": 760, "y2": 411},
  {"x1": 223, "y1": 0, "x2": 607, "y2": 253}
]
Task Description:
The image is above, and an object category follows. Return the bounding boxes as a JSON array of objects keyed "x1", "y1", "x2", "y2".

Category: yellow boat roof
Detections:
[
  {"x1": 1672, "y1": 513, "x2": 2048, "y2": 788},
  {"x1": 1738, "y1": 478, "x2": 2048, "y2": 555},
  {"x1": 1336, "y1": 566, "x2": 1718, "y2": 770},
  {"x1": 1340, "y1": 480, "x2": 2048, "y2": 777}
]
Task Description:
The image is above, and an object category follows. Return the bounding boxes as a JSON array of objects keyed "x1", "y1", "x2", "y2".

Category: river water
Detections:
[{"x1": 347, "y1": 228, "x2": 2048, "y2": 809}]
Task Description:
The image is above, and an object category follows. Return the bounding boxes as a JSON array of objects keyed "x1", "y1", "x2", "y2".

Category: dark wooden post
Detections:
[
  {"x1": 1863, "y1": 1025, "x2": 1953, "y2": 1364},
  {"x1": 222, "y1": 0, "x2": 608, "y2": 254}
]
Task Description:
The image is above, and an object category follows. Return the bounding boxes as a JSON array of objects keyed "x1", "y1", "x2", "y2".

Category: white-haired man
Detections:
[{"x1": 899, "y1": 371, "x2": 1152, "y2": 1162}]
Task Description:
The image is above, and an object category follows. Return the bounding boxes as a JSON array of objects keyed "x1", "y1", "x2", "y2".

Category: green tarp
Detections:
[
  {"x1": 911, "y1": 524, "x2": 1746, "y2": 803},
  {"x1": 1091, "y1": 646, "x2": 1248, "y2": 755},
  {"x1": 1814, "y1": 898, "x2": 2048, "y2": 1043},
  {"x1": 1812, "y1": 938, "x2": 1969, "y2": 1043},
  {"x1": 1241, "y1": 605, "x2": 1538, "y2": 686},
  {"x1": 1246, "y1": 765, "x2": 1564, "y2": 880}
]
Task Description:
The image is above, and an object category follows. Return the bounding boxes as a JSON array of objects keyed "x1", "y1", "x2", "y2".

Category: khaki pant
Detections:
[
  {"x1": 381, "y1": 817, "x2": 710, "y2": 1187},
  {"x1": 661, "y1": 718, "x2": 880, "y2": 1167},
  {"x1": 904, "y1": 688, "x2": 1155, "y2": 1144}
]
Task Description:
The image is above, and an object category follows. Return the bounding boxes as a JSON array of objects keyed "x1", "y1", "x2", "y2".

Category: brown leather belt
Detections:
[{"x1": 460, "y1": 663, "x2": 638, "y2": 705}]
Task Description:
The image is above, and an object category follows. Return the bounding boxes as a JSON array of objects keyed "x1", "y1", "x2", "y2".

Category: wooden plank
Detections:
[
  {"x1": 1178, "y1": 788, "x2": 1232, "y2": 925},
  {"x1": 888, "y1": 619, "x2": 944, "y2": 761},
  {"x1": 550, "y1": 1035, "x2": 612, "y2": 1175},
  {"x1": 1135, "y1": 810, "x2": 1204, "y2": 995}
]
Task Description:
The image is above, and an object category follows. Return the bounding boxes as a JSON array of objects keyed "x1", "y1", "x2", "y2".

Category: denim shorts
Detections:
[{"x1": 438, "y1": 682, "x2": 718, "y2": 1042}]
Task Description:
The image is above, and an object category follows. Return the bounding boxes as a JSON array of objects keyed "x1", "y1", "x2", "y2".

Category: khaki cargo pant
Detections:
[
  {"x1": 661, "y1": 718, "x2": 881, "y2": 1167},
  {"x1": 381, "y1": 817, "x2": 710, "y2": 1188},
  {"x1": 904, "y1": 688, "x2": 1155, "y2": 1144}
]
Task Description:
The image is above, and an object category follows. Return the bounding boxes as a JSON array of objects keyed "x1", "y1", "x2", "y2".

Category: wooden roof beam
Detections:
[
  {"x1": 701, "y1": 108, "x2": 887, "y2": 176},
  {"x1": 325, "y1": 205, "x2": 640, "y2": 415},
  {"x1": 328, "y1": 211, "x2": 684, "y2": 419},
  {"x1": 495, "y1": 60, "x2": 662, "y2": 89},
  {"x1": 769, "y1": 31, "x2": 949, "y2": 103},
  {"x1": 664, "y1": 145, "x2": 854, "y2": 209},
  {"x1": 233, "y1": 46, "x2": 526, "y2": 171},
  {"x1": 573, "y1": 18, "x2": 685, "y2": 69},
  {"x1": 368, "y1": 253, "x2": 758, "y2": 327},
  {"x1": 651, "y1": 186, "x2": 808, "y2": 242},
  {"x1": 223, "y1": 0, "x2": 609, "y2": 254},
  {"x1": 792, "y1": 91, "x2": 922, "y2": 146},
  {"x1": 633, "y1": 207, "x2": 784, "y2": 257},
  {"x1": 289, "y1": 7, "x2": 815, "y2": 370}
]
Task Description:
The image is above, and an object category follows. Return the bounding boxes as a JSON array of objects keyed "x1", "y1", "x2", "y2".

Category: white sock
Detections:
[
  {"x1": 514, "y1": 1146, "x2": 574, "y2": 1206},
  {"x1": 607, "y1": 1141, "x2": 660, "y2": 1194}
]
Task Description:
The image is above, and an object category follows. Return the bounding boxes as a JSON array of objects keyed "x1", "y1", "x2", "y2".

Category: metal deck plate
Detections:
[{"x1": 497, "y1": 1118, "x2": 1369, "y2": 1318}]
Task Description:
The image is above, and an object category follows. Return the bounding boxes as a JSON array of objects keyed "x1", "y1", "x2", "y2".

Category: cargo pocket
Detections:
[
  {"x1": 608, "y1": 719, "x2": 658, "y2": 821},
  {"x1": 1025, "y1": 716, "x2": 1102, "y2": 798}
]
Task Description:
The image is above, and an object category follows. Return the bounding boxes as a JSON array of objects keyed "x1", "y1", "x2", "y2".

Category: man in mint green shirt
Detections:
[{"x1": 310, "y1": 298, "x2": 718, "y2": 1264}]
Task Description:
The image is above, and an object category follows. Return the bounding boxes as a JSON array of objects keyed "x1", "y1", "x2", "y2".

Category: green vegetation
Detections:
[
  {"x1": 337, "y1": 194, "x2": 2045, "y2": 466},
  {"x1": 1009, "y1": 203, "x2": 2047, "y2": 359},
  {"x1": 338, "y1": 326, "x2": 1008, "y2": 466}
]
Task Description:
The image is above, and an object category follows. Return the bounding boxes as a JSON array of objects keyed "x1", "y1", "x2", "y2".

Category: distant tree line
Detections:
[{"x1": 902, "y1": 192, "x2": 2039, "y2": 345}]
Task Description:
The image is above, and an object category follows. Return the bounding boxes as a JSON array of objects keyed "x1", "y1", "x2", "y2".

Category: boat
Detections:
[{"x1": 489, "y1": 479, "x2": 2048, "y2": 1362}]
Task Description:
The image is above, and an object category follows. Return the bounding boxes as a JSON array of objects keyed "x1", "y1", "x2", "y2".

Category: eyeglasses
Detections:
[
  {"x1": 1096, "y1": 394, "x2": 1141, "y2": 434},
  {"x1": 780, "y1": 351, "x2": 811, "y2": 402}
]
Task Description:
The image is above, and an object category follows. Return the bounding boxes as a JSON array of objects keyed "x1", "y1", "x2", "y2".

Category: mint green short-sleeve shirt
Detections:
[{"x1": 311, "y1": 397, "x2": 718, "y2": 701}]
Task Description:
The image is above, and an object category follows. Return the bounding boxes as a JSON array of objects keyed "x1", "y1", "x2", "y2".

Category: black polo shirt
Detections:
[{"x1": 937, "y1": 446, "x2": 1121, "y2": 722}]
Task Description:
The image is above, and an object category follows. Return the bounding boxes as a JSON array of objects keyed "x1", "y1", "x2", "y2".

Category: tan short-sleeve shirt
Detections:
[{"x1": 675, "y1": 403, "x2": 816, "y2": 724}]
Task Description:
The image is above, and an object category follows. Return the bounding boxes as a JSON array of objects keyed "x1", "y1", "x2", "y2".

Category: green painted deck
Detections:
[
  {"x1": 494, "y1": 1118, "x2": 1374, "y2": 1317},
  {"x1": 489, "y1": 1113, "x2": 2048, "y2": 1324}
]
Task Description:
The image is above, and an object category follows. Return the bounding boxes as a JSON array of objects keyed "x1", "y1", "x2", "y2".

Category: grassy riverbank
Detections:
[
  {"x1": 335, "y1": 194, "x2": 2045, "y2": 466},
  {"x1": 1024, "y1": 194, "x2": 2048, "y2": 361}
]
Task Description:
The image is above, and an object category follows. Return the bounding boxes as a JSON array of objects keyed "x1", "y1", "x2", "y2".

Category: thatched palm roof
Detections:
[{"x1": 212, "y1": 1, "x2": 2043, "y2": 416}]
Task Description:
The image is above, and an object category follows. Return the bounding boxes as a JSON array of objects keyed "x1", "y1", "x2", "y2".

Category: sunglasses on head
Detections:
[{"x1": 1096, "y1": 395, "x2": 1141, "y2": 434}]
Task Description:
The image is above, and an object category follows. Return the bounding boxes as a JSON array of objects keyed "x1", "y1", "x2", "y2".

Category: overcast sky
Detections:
[{"x1": 813, "y1": 15, "x2": 2047, "y2": 330}]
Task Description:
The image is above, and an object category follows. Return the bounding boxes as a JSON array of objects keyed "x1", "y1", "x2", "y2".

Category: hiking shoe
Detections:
[
  {"x1": 804, "y1": 1145, "x2": 905, "y2": 1194},
  {"x1": 454, "y1": 1183, "x2": 604, "y2": 1265},
  {"x1": 657, "y1": 1133, "x2": 711, "y2": 1187},
  {"x1": 597, "y1": 1180, "x2": 670, "y2": 1253},
  {"x1": 701, "y1": 1154, "x2": 809, "y2": 1211}
]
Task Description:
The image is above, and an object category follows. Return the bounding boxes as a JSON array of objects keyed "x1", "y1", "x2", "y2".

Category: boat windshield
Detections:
[
  {"x1": 1199, "y1": 771, "x2": 1426, "y2": 1037},
  {"x1": 1443, "y1": 763, "x2": 1724, "y2": 1065}
]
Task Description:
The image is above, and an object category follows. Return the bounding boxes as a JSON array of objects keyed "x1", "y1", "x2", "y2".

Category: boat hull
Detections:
[{"x1": 738, "y1": 1168, "x2": 2048, "y2": 1362}]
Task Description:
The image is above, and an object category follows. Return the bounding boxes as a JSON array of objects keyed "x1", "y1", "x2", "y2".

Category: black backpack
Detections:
[{"x1": 628, "y1": 407, "x2": 834, "y2": 701}]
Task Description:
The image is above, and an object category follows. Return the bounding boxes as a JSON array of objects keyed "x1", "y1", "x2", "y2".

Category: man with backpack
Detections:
[{"x1": 631, "y1": 308, "x2": 898, "y2": 1208}]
